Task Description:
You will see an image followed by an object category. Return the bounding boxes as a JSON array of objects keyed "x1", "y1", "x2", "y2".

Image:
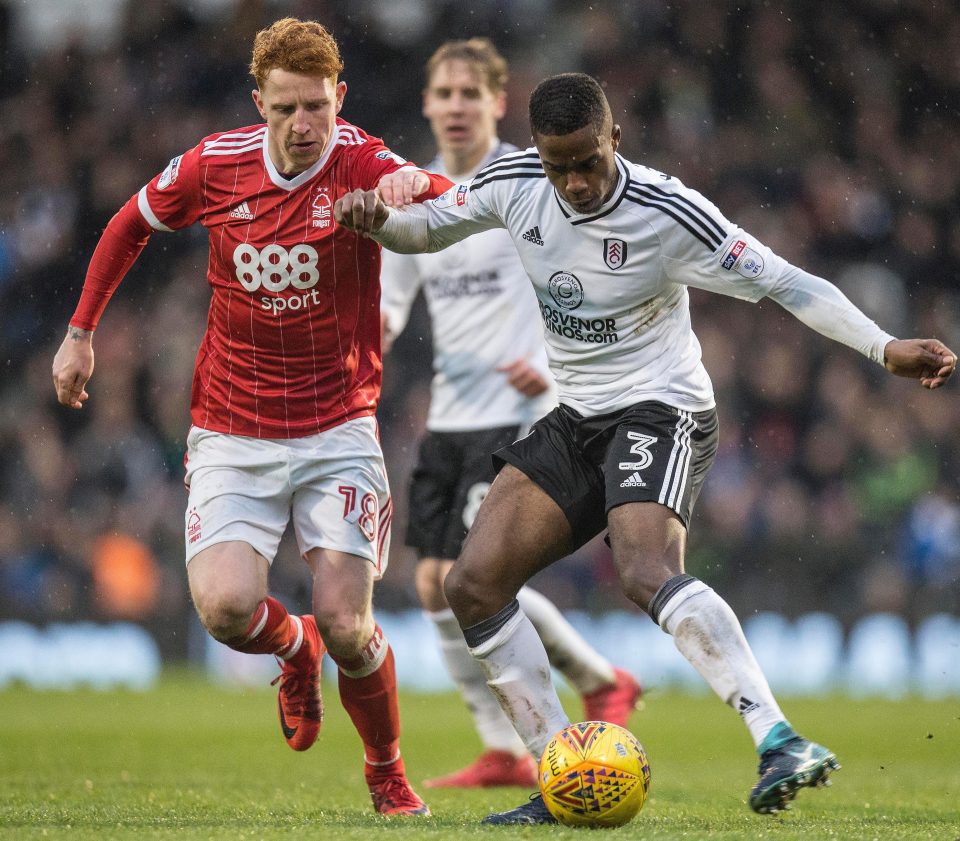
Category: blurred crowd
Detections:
[{"x1": 0, "y1": 0, "x2": 957, "y2": 658}]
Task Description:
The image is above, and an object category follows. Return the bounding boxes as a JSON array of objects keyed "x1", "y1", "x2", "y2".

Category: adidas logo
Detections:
[
  {"x1": 619, "y1": 472, "x2": 646, "y2": 488},
  {"x1": 229, "y1": 201, "x2": 254, "y2": 221},
  {"x1": 522, "y1": 225, "x2": 544, "y2": 246},
  {"x1": 738, "y1": 696, "x2": 760, "y2": 715}
]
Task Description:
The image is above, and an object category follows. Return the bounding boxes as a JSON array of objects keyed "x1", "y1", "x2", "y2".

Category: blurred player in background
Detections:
[
  {"x1": 336, "y1": 72, "x2": 957, "y2": 821},
  {"x1": 379, "y1": 39, "x2": 641, "y2": 789},
  {"x1": 51, "y1": 18, "x2": 452, "y2": 817}
]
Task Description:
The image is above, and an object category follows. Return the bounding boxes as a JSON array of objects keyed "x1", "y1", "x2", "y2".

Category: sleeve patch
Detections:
[
  {"x1": 375, "y1": 150, "x2": 408, "y2": 165},
  {"x1": 157, "y1": 155, "x2": 183, "y2": 190},
  {"x1": 431, "y1": 184, "x2": 468, "y2": 209},
  {"x1": 721, "y1": 239, "x2": 764, "y2": 278}
]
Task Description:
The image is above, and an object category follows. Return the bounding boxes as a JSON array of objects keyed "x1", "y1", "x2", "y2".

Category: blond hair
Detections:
[
  {"x1": 425, "y1": 38, "x2": 508, "y2": 93},
  {"x1": 249, "y1": 18, "x2": 344, "y2": 88}
]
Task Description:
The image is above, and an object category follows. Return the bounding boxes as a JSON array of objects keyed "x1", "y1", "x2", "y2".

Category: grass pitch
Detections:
[{"x1": 1, "y1": 673, "x2": 957, "y2": 839}]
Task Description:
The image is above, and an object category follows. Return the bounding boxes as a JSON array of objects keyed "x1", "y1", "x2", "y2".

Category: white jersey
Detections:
[
  {"x1": 380, "y1": 141, "x2": 555, "y2": 431},
  {"x1": 378, "y1": 148, "x2": 894, "y2": 416}
]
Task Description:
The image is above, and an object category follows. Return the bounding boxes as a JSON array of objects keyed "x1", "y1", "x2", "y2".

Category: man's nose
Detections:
[
  {"x1": 566, "y1": 172, "x2": 588, "y2": 193},
  {"x1": 292, "y1": 109, "x2": 310, "y2": 133}
]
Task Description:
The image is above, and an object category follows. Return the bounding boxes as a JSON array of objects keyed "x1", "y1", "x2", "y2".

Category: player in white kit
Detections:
[
  {"x1": 380, "y1": 40, "x2": 640, "y2": 789},
  {"x1": 336, "y1": 73, "x2": 956, "y2": 820}
]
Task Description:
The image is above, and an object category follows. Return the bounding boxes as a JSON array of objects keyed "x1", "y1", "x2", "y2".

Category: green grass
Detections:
[{"x1": 1, "y1": 673, "x2": 958, "y2": 839}]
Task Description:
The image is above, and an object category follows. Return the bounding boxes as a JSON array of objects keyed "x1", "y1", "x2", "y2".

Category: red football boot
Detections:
[
  {"x1": 583, "y1": 667, "x2": 642, "y2": 727},
  {"x1": 424, "y1": 750, "x2": 538, "y2": 789},
  {"x1": 271, "y1": 615, "x2": 325, "y2": 751},
  {"x1": 369, "y1": 775, "x2": 431, "y2": 816}
]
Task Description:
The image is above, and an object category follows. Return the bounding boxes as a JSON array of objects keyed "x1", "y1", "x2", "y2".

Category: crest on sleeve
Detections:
[
  {"x1": 603, "y1": 238, "x2": 628, "y2": 269},
  {"x1": 157, "y1": 155, "x2": 183, "y2": 190},
  {"x1": 720, "y1": 239, "x2": 765, "y2": 278},
  {"x1": 375, "y1": 150, "x2": 408, "y2": 165}
]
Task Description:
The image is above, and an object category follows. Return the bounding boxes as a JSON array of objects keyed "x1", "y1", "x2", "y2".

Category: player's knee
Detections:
[
  {"x1": 443, "y1": 560, "x2": 498, "y2": 619},
  {"x1": 313, "y1": 606, "x2": 368, "y2": 656},
  {"x1": 193, "y1": 586, "x2": 261, "y2": 642}
]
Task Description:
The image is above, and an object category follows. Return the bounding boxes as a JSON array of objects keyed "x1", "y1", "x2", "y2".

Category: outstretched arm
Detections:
[{"x1": 765, "y1": 264, "x2": 956, "y2": 389}]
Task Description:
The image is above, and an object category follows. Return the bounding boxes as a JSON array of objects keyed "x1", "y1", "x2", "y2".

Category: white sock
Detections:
[
  {"x1": 468, "y1": 606, "x2": 570, "y2": 758},
  {"x1": 428, "y1": 609, "x2": 526, "y2": 755},
  {"x1": 517, "y1": 586, "x2": 616, "y2": 694},
  {"x1": 656, "y1": 577, "x2": 784, "y2": 748}
]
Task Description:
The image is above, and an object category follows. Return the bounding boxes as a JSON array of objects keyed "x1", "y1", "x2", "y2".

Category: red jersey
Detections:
[{"x1": 73, "y1": 118, "x2": 449, "y2": 438}]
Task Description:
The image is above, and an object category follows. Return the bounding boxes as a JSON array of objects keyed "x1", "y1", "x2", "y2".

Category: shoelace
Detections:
[
  {"x1": 271, "y1": 665, "x2": 320, "y2": 717},
  {"x1": 372, "y1": 777, "x2": 420, "y2": 809}
]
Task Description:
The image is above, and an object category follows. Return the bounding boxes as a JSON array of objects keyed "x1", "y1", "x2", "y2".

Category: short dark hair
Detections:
[{"x1": 529, "y1": 73, "x2": 611, "y2": 137}]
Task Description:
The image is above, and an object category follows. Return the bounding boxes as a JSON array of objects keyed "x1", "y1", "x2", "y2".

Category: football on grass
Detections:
[{"x1": 539, "y1": 721, "x2": 651, "y2": 827}]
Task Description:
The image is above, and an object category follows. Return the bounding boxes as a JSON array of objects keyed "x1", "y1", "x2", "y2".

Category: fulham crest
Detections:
[{"x1": 604, "y1": 238, "x2": 627, "y2": 269}]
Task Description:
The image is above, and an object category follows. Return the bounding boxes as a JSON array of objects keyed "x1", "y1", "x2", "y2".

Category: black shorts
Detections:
[
  {"x1": 406, "y1": 425, "x2": 524, "y2": 559},
  {"x1": 494, "y1": 402, "x2": 718, "y2": 550}
]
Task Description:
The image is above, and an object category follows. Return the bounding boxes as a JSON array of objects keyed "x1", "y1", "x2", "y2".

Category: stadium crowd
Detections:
[{"x1": 1, "y1": 0, "x2": 958, "y2": 658}]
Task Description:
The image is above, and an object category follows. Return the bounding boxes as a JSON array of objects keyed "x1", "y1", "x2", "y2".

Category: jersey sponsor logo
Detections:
[
  {"x1": 233, "y1": 243, "x2": 324, "y2": 316},
  {"x1": 604, "y1": 237, "x2": 627, "y2": 269},
  {"x1": 427, "y1": 269, "x2": 503, "y2": 300},
  {"x1": 228, "y1": 201, "x2": 255, "y2": 221},
  {"x1": 455, "y1": 184, "x2": 468, "y2": 206},
  {"x1": 375, "y1": 149, "x2": 408, "y2": 165},
  {"x1": 538, "y1": 301, "x2": 619, "y2": 345},
  {"x1": 547, "y1": 270, "x2": 584, "y2": 310},
  {"x1": 311, "y1": 186, "x2": 332, "y2": 229},
  {"x1": 522, "y1": 225, "x2": 544, "y2": 246},
  {"x1": 157, "y1": 155, "x2": 183, "y2": 190}
]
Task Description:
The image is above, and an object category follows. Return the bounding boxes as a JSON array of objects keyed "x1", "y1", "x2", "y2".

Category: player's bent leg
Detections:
[
  {"x1": 608, "y1": 504, "x2": 838, "y2": 812},
  {"x1": 187, "y1": 541, "x2": 269, "y2": 641},
  {"x1": 309, "y1": 547, "x2": 429, "y2": 816},
  {"x1": 516, "y1": 586, "x2": 642, "y2": 727},
  {"x1": 444, "y1": 466, "x2": 576, "y2": 820},
  {"x1": 420, "y1": 558, "x2": 534, "y2": 788},
  {"x1": 189, "y1": 542, "x2": 324, "y2": 751}
]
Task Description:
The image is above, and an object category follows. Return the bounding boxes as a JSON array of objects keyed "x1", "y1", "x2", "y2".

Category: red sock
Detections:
[
  {"x1": 330, "y1": 625, "x2": 403, "y2": 782},
  {"x1": 225, "y1": 596, "x2": 305, "y2": 661}
]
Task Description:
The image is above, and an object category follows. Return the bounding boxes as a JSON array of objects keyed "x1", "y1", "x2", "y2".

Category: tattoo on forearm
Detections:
[{"x1": 67, "y1": 327, "x2": 92, "y2": 341}]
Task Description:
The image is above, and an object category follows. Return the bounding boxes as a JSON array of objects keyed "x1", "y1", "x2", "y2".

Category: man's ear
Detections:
[{"x1": 252, "y1": 88, "x2": 266, "y2": 120}]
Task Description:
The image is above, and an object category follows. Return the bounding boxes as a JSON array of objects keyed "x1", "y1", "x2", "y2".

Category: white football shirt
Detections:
[
  {"x1": 380, "y1": 141, "x2": 555, "y2": 431},
  {"x1": 377, "y1": 149, "x2": 894, "y2": 416}
]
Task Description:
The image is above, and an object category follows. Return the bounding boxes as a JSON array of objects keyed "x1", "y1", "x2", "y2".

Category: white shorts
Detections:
[{"x1": 183, "y1": 417, "x2": 392, "y2": 576}]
